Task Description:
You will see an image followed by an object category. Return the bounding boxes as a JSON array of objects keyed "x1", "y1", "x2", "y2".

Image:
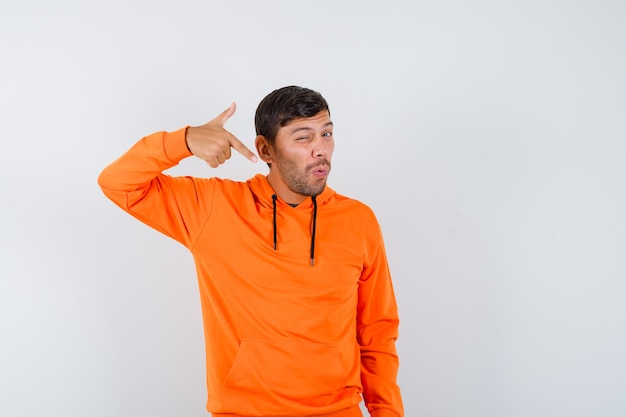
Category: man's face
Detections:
[{"x1": 267, "y1": 110, "x2": 334, "y2": 204}]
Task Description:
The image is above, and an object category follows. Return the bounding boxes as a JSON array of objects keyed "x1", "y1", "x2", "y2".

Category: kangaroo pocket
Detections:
[{"x1": 223, "y1": 339, "x2": 347, "y2": 405}]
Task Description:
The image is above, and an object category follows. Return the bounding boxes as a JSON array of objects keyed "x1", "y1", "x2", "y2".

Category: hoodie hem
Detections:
[{"x1": 212, "y1": 404, "x2": 363, "y2": 417}]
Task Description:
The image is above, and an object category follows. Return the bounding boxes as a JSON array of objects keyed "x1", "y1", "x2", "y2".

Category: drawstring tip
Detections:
[{"x1": 310, "y1": 258, "x2": 314, "y2": 266}]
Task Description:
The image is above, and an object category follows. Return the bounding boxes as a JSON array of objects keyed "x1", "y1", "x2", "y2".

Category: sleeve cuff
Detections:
[{"x1": 163, "y1": 126, "x2": 193, "y2": 162}]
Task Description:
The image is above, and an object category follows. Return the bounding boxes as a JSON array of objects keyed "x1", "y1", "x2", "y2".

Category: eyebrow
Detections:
[{"x1": 289, "y1": 121, "x2": 334, "y2": 134}]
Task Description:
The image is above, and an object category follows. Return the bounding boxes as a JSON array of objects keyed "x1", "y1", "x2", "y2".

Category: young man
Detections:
[{"x1": 98, "y1": 86, "x2": 404, "y2": 417}]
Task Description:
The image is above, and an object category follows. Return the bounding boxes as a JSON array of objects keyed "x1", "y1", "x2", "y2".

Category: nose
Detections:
[{"x1": 313, "y1": 137, "x2": 330, "y2": 158}]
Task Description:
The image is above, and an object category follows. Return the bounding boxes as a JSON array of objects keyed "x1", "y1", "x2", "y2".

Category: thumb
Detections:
[{"x1": 214, "y1": 102, "x2": 236, "y2": 126}]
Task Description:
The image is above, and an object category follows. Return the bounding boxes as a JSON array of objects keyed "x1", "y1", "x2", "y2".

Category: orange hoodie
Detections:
[{"x1": 98, "y1": 127, "x2": 404, "y2": 417}]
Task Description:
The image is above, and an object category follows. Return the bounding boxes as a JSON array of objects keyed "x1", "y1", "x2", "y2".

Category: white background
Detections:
[{"x1": 1, "y1": 1, "x2": 625, "y2": 416}]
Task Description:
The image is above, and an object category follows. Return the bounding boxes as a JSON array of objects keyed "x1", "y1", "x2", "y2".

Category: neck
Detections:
[{"x1": 266, "y1": 173, "x2": 308, "y2": 205}]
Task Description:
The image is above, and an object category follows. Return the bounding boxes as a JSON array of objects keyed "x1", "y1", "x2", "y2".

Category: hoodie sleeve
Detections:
[
  {"x1": 357, "y1": 222, "x2": 404, "y2": 417},
  {"x1": 97, "y1": 127, "x2": 212, "y2": 248}
]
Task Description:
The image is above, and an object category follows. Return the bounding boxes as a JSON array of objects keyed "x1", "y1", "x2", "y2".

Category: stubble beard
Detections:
[{"x1": 276, "y1": 157, "x2": 331, "y2": 197}]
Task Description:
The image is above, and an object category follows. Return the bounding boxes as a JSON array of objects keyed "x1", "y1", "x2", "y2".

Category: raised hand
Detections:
[{"x1": 185, "y1": 103, "x2": 258, "y2": 168}]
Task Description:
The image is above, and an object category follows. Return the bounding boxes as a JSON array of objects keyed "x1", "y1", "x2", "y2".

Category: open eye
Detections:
[{"x1": 322, "y1": 131, "x2": 333, "y2": 138}]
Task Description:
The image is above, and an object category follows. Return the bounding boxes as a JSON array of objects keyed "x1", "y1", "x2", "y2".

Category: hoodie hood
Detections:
[{"x1": 247, "y1": 174, "x2": 336, "y2": 266}]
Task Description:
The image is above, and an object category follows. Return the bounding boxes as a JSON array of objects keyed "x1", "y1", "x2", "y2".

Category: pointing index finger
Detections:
[{"x1": 229, "y1": 135, "x2": 258, "y2": 163}]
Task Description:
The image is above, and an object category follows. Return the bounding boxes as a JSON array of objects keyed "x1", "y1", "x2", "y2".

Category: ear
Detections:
[{"x1": 255, "y1": 135, "x2": 274, "y2": 163}]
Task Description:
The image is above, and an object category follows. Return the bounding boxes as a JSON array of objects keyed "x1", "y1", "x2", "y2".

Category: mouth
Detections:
[{"x1": 311, "y1": 164, "x2": 329, "y2": 178}]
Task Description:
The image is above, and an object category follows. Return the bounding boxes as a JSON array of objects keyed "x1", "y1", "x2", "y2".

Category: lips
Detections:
[
  {"x1": 307, "y1": 159, "x2": 331, "y2": 178},
  {"x1": 312, "y1": 164, "x2": 329, "y2": 177}
]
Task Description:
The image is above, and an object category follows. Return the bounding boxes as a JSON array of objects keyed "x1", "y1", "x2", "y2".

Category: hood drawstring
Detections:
[
  {"x1": 272, "y1": 194, "x2": 278, "y2": 250},
  {"x1": 310, "y1": 195, "x2": 317, "y2": 266},
  {"x1": 270, "y1": 194, "x2": 318, "y2": 266}
]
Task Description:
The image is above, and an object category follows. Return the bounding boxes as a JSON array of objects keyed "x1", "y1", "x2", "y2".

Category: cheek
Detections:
[{"x1": 283, "y1": 149, "x2": 309, "y2": 163}]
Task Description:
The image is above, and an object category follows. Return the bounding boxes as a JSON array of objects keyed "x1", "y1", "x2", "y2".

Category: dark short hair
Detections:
[{"x1": 255, "y1": 86, "x2": 330, "y2": 146}]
